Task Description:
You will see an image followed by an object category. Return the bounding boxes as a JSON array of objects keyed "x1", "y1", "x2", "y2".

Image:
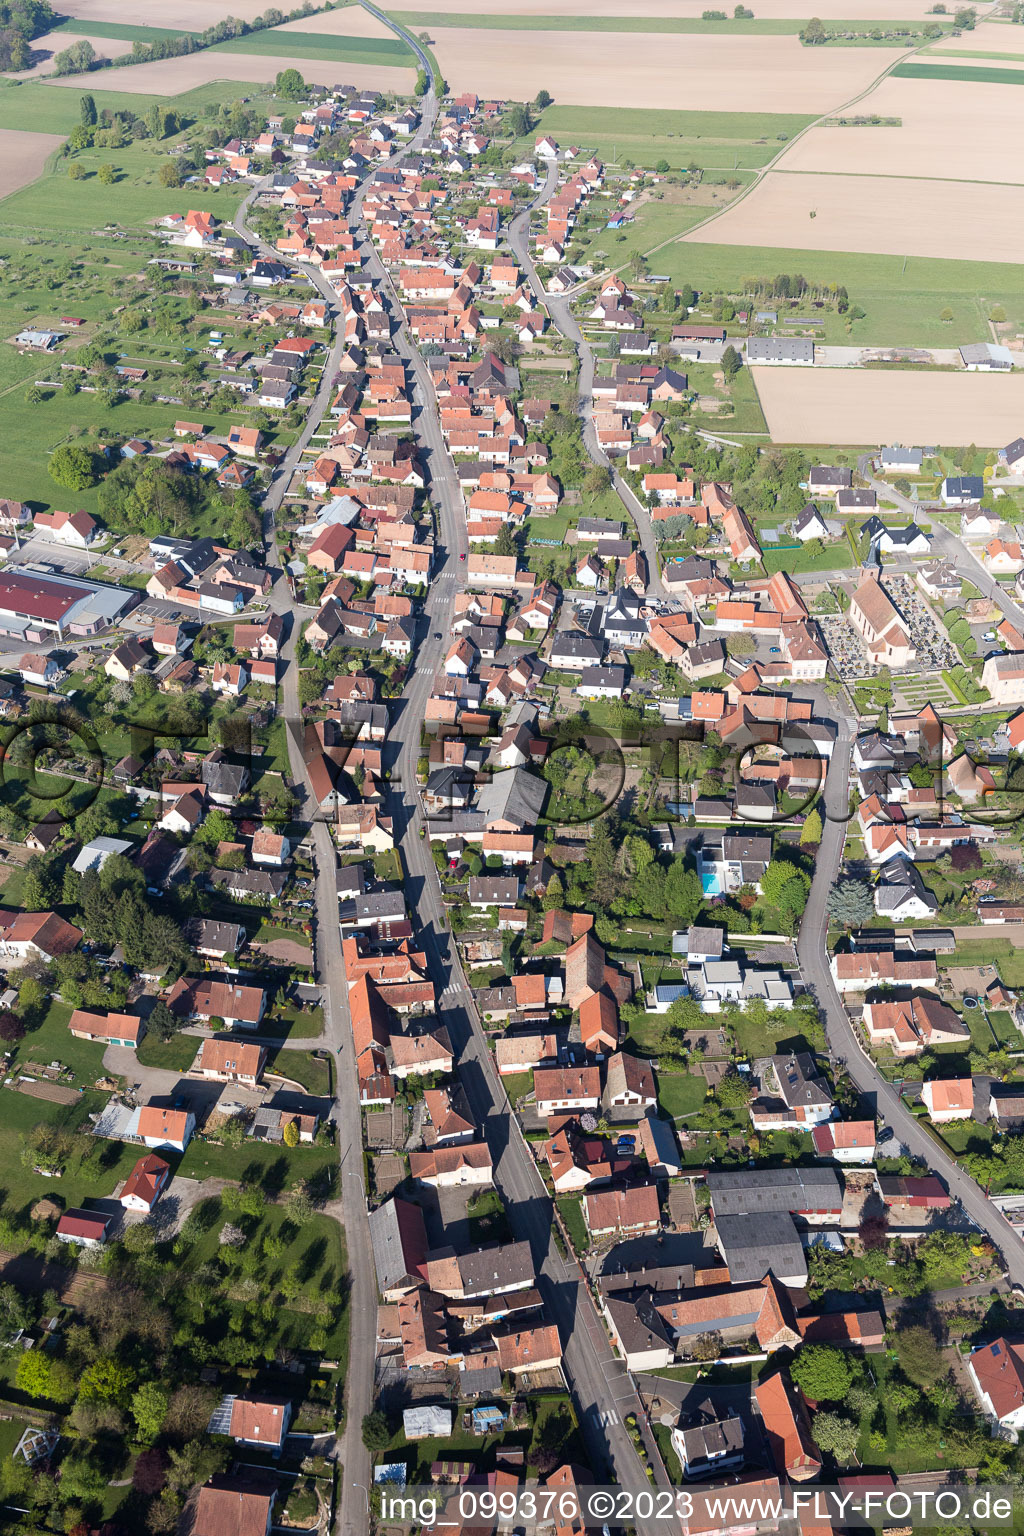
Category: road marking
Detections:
[{"x1": 599, "y1": 1409, "x2": 619, "y2": 1427}]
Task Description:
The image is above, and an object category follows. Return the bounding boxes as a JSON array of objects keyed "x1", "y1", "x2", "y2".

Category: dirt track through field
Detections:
[
  {"x1": 0, "y1": 129, "x2": 66, "y2": 198},
  {"x1": 42, "y1": 50, "x2": 414, "y2": 94},
  {"x1": 682, "y1": 168, "x2": 1024, "y2": 261},
  {"x1": 754, "y1": 366, "x2": 1024, "y2": 445},
  {"x1": 429, "y1": 30, "x2": 903, "y2": 110}
]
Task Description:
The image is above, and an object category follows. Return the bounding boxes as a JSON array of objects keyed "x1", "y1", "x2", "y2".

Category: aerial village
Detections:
[{"x1": 5, "y1": 55, "x2": 1024, "y2": 1536}]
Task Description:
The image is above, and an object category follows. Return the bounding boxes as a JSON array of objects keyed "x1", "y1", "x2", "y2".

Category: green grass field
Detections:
[
  {"x1": 922, "y1": 43, "x2": 1024, "y2": 61},
  {"x1": 892, "y1": 60, "x2": 1024, "y2": 83},
  {"x1": 657, "y1": 1072, "x2": 707, "y2": 1119},
  {"x1": 210, "y1": 30, "x2": 414, "y2": 66},
  {"x1": 0, "y1": 78, "x2": 271, "y2": 135},
  {"x1": 643, "y1": 240, "x2": 1024, "y2": 347},
  {"x1": 49, "y1": 19, "x2": 197, "y2": 41},
  {"x1": 392, "y1": 9, "x2": 942, "y2": 33},
  {"x1": 518, "y1": 104, "x2": 813, "y2": 173}
]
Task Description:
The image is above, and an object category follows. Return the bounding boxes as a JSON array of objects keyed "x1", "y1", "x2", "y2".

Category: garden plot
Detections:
[
  {"x1": 685, "y1": 170, "x2": 1024, "y2": 264},
  {"x1": 771, "y1": 75, "x2": 1024, "y2": 185},
  {"x1": 753, "y1": 367, "x2": 1024, "y2": 448},
  {"x1": 427, "y1": 31, "x2": 903, "y2": 112}
]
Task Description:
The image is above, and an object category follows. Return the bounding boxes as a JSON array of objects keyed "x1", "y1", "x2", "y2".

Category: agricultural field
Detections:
[
  {"x1": 0, "y1": 76, "x2": 268, "y2": 133},
  {"x1": 424, "y1": 31, "x2": 903, "y2": 112},
  {"x1": 0, "y1": 128, "x2": 65, "y2": 197},
  {"x1": 4, "y1": 28, "x2": 134, "y2": 78},
  {"x1": 685, "y1": 170, "x2": 1024, "y2": 264},
  {"x1": 209, "y1": 26, "x2": 415, "y2": 66},
  {"x1": 753, "y1": 366, "x2": 1024, "y2": 446},
  {"x1": 391, "y1": 0, "x2": 952, "y2": 15},
  {"x1": 45, "y1": 49, "x2": 415, "y2": 92},
  {"x1": 773, "y1": 75, "x2": 1024, "y2": 183},
  {"x1": 517, "y1": 104, "x2": 815, "y2": 173},
  {"x1": 393, "y1": 9, "x2": 950, "y2": 32},
  {"x1": 57, "y1": 0, "x2": 299, "y2": 22}
]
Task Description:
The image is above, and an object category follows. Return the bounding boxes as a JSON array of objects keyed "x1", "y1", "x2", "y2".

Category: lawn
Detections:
[
  {"x1": 266, "y1": 1048, "x2": 332, "y2": 1097},
  {"x1": 648, "y1": 242, "x2": 1024, "y2": 348},
  {"x1": 177, "y1": 1133, "x2": 335, "y2": 1189},
  {"x1": 556, "y1": 1194, "x2": 589, "y2": 1254},
  {"x1": 0, "y1": 1084, "x2": 148, "y2": 1227},
  {"x1": 939, "y1": 938, "x2": 1024, "y2": 988},
  {"x1": 467, "y1": 1186, "x2": 512, "y2": 1245},
  {"x1": 657, "y1": 1072, "x2": 707, "y2": 1120},
  {"x1": 733, "y1": 1011, "x2": 815, "y2": 1060},
  {"x1": 497, "y1": 1070, "x2": 533, "y2": 1108},
  {"x1": 136, "y1": 1032, "x2": 198, "y2": 1072}
]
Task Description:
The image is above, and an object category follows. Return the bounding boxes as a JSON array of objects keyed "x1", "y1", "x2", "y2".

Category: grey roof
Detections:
[
  {"x1": 767, "y1": 1053, "x2": 832, "y2": 1112},
  {"x1": 187, "y1": 917, "x2": 245, "y2": 954},
  {"x1": 468, "y1": 876, "x2": 521, "y2": 905},
  {"x1": 202, "y1": 749, "x2": 250, "y2": 800},
  {"x1": 707, "y1": 1166, "x2": 842, "y2": 1216},
  {"x1": 713, "y1": 1212, "x2": 808, "y2": 1285},
  {"x1": 367, "y1": 1197, "x2": 426, "y2": 1295},
  {"x1": 875, "y1": 859, "x2": 937, "y2": 915},
  {"x1": 475, "y1": 767, "x2": 548, "y2": 831},
  {"x1": 457, "y1": 1240, "x2": 533, "y2": 1297},
  {"x1": 603, "y1": 1293, "x2": 673, "y2": 1357},
  {"x1": 747, "y1": 337, "x2": 814, "y2": 364},
  {"x1": 677, "y1": 1407, "x2": 745, "y2": 1464},
  {"x1": 208, "y1": 867, "x2": 285, "y2": 900}
]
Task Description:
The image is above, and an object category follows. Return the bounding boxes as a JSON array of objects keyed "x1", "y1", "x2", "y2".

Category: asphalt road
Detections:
[
  {"x1": 795, "y1": 719, "x2": 1024, "y2": 1287},
  {"x1": 507, "y1": 166, "x2": 667, "y2": 598}
]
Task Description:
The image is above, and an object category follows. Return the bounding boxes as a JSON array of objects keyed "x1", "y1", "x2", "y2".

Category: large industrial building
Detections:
[{"x1": 0, "y1": 568, "x2": 139, "y2": 642}]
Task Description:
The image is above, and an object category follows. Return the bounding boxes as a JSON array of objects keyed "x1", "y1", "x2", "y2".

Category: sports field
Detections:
[
  {"x1": 428, "y1": 31, "x2": 903, "y2": 111},
  {"x1": 754, "y1": 367, "x2": 1024, "y2": 446},
  {"x1": 685, "y1": 170, "x2": 1024, "y2": 263}
]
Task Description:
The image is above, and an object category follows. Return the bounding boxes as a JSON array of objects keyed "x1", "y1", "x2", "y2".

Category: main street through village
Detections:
[
  {"x1": 237, "y1": 16, "x2": 1024, "y2": 1526},
  {"x1": 235, "y1": 12, "x2": 669, "y2": 1531}
]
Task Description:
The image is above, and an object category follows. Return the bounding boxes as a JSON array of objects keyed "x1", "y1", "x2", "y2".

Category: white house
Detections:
[{"x1": 968, "y1": 1339, "x2": 1024, "y2": 1438}]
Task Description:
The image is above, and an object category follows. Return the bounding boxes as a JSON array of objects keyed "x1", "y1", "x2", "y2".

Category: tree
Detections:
[
  {"x1": 131, "y1": 1382, "x2": 168, "y2": 1444},
  {"x1": 283, "y1": 1119, "x2": 299, "y2": 1148},
  {"x1": 79, "y1": 1357, "x2": 136, "y2": 1404},
  {"x1": 715, "y1": 1067, "x2": 751, "y2": 1108},
  {"x1": 894, "y1": 1325, "x2": 945, "y2": 1390},
  {"x1": 950, "y1": 841, "x2": 982, "y2": 872},
  {"x1": 791, "y1": 1345, "x2": 852, "y2": 1403},
  {"x1": 67, "y1": 161, "x2": 86, "y2": 180},
  {"x1": 362, "y1": 1410, "x2": 391, "y2": 1451},
  {"x1": 97, "y1": 163, "x2": 115, "y2": 184},
  {"x1": 275, "y1": 67, "x2": 306, "y2": 98},
  {"x1": 801, "y1": 15, "x2": 828, "y2": 41},
  {"x1": 721, "y1": 344, "x2": 742, "y2": 378},
  {"x1": 48, "y1": 442, "x2": 97, "y2": 491},
  {"x1": 812, "y1": 1410, "x2": 859, "y2": 1462},
  {"x1": 0, "y1": 1011, "x2": 24, "y2": 1042},
  {"x1": 692, "y1": 1331, "x2": 723, "y2": 1361},
  {"x1": 800, "y1": 807, "x2": 822, "y2": 846},
  {"x1": 665, "y1": 862, "x2": 703, "y2": 924},
  {"x1": 534, "y1": 89, "x2": 552, "y2": 109},
  {"x1": 132, "y1": 1447, "x2": 168, "y2": 1495},
  {"x1": 859, "y1": 1209, "x2": 889, "y2": 1250},
  {"x1": 655, "y1": 158, "x2": 670, "y2": 174},
  {"x1": 158, "y1": 161, "x2": 180, "y2": 188},
  {"x1": 761, "y1": 858, "x2": 809, "y2": 913},
  {"x1": 0, "y1": 1284, "x2": 29, "y2": 1348},
  {"x1": 828, "y1": 877, "x2": 874, "y2": 926},
  {"x1": 542, "y1": 870, "x2": 564, "y2": 912},
  {"x1": 940, "y1": 306, "x2": 954, "y2": 324},
  {"x1": 80, "y1": 94, "x2": 97, "y2": 127},
  {"x1": 16, "y1": 1351, "x2": 53, "y2": 1398}
]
